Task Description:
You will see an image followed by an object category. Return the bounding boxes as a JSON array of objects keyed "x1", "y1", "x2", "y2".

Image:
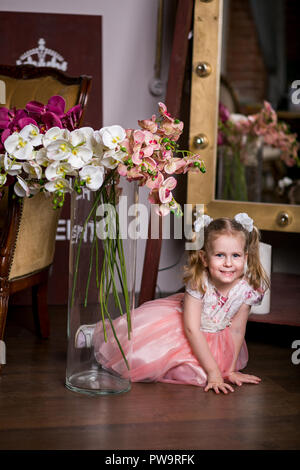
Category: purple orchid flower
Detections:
[
  {"x1": 42, "y1": 111, "x2": 63, "y2": 130},
  {"x1": 18, "y1": 117, "x2": 38, "y2": 129},
  {"x1": 219, "y1": 102, "x2": 230, "y2": 123},
  {"x1": 0, "y1": 95, "x2": 82, "y2": 150},
  {"x1": 0, "y1": 108, "x2": 10, "y2": 129},
  {"x1": 62, "y1": 104, "x2": 83, "y2": 131},
  {"x1": 25, "y1": 95, "x2": 66, "y2": 122},
  {"x1": 46, "y1": 95, "x2": 66, "y2": 118}
]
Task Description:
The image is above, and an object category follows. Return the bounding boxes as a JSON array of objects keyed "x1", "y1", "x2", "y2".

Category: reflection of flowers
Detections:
[
  {"x1": 219, "y1": 101, "x2": 300, "y2": 167},
  {"x1": 218, "y1": 101, "x2": 300, "y2": 201}
]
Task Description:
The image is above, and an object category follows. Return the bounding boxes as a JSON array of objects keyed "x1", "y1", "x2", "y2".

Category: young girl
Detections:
[{"x1": 76, "y1": 212, "x2": 270, "y2": 394}]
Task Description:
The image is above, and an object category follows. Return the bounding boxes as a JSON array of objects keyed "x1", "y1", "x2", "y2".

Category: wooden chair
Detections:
[{"x1": 0, "y1": 65, "x2": 92, "y2": 364}]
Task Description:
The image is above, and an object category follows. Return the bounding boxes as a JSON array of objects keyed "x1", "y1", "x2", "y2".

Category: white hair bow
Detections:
[
  {"x1": 234, "y1": 213, "x2": 254, "y2": 232},
  {"x1": 193, "y1": 212, "x2": 254, "y2": 233},
  {"x1": 193, "y1": 214, "x2": 213, "y2": 232}
]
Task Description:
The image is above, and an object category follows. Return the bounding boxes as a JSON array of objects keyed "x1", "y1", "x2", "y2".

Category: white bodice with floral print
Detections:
[{"x1": 186, "y1": 276, "x2": 264, "y2": 333}]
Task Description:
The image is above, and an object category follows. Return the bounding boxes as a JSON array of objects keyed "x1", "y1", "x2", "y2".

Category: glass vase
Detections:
[
  {"x1": 216, "y1": 138, "x2": 263, "y2": 202},
  {"x1": 217, "y1": 146, "x2": 248, "y2": 201},
  {"x1": 65, "y1": 178, "x2": 138, "y2": 395}
]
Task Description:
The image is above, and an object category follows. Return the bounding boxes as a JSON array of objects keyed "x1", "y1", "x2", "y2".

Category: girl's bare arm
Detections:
[
  {"x1": 183, "y1": 292, "x2": 234, "y2": 393},
  {"x1": 225, "y1": 303, "x2": 261, "y2": 385}
]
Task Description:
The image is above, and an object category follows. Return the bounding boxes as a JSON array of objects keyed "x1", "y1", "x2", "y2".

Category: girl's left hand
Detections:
[{"x1": 225, "y1": 371, "x2": 261, "y2": 386}]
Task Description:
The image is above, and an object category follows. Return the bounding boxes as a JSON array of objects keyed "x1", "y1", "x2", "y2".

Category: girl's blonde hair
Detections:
[{"x1": 183, "y1": 217, "x2": 270, "y2": 293}]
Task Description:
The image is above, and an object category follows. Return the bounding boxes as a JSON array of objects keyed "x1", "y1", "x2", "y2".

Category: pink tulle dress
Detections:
[{"x1": 93, "y1": 277, "x2": 264, "y2": 387}]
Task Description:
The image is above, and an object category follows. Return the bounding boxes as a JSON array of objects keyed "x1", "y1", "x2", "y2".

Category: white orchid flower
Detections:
[
  {"x1": 35, "y1": 148, "x2": 49, "y2": 166},
  {"x1": 28, "y1": 183, "x2": 40, "y2": 196},
  {"x1": 3, "y1": 153, "x2": 22, "y2": 175},
  {"x1": 0, "y1": 173, "x2": 7, "y2": 187},
  {"x1": 278, "y1": 177, "x2": 293, "y2": 189},
  {"x1": 14, "y1": 175, "x2": 30, "y2": 197},
  {"x1": 43, "y1": 127, "x2": 70, "y2": 148},
  {"x1": 69, "y1": 129, "x2": 89, "y2": 147},
  {"x1": 46, "y1": 130, "x2": 93, "y2": 168},
  {"x1": 4, "y1": 132, "x2": 34, "y2": 160},
  {"x1": 44, "y1": 177, "x2": 72, "y2": 193},
  {"x1": 99, "y1": 125, "x2": 126, "y2": 150},
  {"x1": 20, "y1": 124, "x2": 43, "y2": 146},
  {"x1": 79, "y1": 165, "x2": 105, "y2": 191},
  {"x1": 102, "y1": 149, "x2": 126, "y2": 169},
  {"x1": 45, "y1": 161, "x2": 76, "y2": 181},
  {"x1": 46, "y1": 139, "x2": 72, "y2": 161},
  {"x1": 23, "y1": 160, "x2": 42, "y2": 180},
  {"x1": 4, "y1": 124, "x2": 42, "y2": 161},
  {"x1": 229, "y1": 113, "x2": 248, "y2": 125},
  {"x1": 68, "y1": 145, "x2": 93, "y2": 168},
  {"x1": 85, "y1": 129, "x2": 104, "y2": 158}
]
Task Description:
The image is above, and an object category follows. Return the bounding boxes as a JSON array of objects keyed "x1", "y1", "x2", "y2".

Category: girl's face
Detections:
[{"x1": 201, "y1": 232, "x2": 247, "y2": 293}]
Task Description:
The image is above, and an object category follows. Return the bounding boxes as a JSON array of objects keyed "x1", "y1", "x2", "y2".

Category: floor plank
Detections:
[{"x1": 0, "y1": 304, "x2": 299, "y2": 450}]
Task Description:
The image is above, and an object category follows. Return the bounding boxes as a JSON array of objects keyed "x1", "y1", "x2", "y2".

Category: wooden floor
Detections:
[{"x1": 0, "y1": 304, "x2": 300, "y2": 451}]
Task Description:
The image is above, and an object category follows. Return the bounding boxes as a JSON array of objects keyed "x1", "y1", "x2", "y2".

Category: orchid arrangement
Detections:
[
  {"x1": 217, "y1": 101, "x2": 300, "y2": 200},
  {"x1": 0, "y1": 96, "x2": 206, "y2": 368},
  {"x1": 0, "y1": 98, "x2": 205, "y2": 215}
]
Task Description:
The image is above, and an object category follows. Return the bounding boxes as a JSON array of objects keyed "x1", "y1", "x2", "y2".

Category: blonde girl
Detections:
[{"x1": 76, "y1": 213, "x2": 269, "y2": 394}]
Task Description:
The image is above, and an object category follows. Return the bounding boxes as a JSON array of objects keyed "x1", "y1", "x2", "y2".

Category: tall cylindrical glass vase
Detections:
[{"x1": 65, "y1": 179, "x2": 137, "y2": 395}]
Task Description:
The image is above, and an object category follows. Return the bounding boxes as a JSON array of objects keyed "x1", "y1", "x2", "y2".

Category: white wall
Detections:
[{"x1": 1, "y1": 0, "x2": 186, "y2": 295}]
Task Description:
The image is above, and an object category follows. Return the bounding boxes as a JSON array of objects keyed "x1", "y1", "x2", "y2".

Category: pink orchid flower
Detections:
[
  {"x1": 158, "y1": 176, "x2": 177, "y2": 203},
  {"x1": 117, "y1": 164, "x2": 128, "y2": 177},
  {"x1": 158, "y1": 102, "x2": 173, "y2": 122},
  {"x1": 159, "y1": 120, "x2": 184, "y2": 141},
  {"x1": 133, "y1": 129, "x2": 146, "y2": 146},
  {"x1": 148, "y1": 188, "x2": 160, "y2": 205},
  {"x1": 164, "y1": 157, "x2": 186, "y2": 174},
  {"x1": 146, "y1": 170, "x2": 164, "y2": 190},
  {"x1": 138, "y1": 115, "x2": 158, "y2": 134},
  {"x1": 127, "y1": 166, "x2": 147, "y2": 184}
]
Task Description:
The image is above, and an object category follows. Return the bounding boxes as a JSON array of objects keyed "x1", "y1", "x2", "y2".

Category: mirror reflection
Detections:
[{"x1": 216, "y1": 0, "x2": 300, "y2": 205}]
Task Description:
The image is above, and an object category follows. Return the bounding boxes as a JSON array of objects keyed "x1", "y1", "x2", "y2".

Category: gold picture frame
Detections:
[{"x1": 187, "y1": 0, "x2": 300, "y2": 233}]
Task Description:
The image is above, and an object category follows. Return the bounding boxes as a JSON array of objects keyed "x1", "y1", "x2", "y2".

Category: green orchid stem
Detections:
[
  {"x1": 70, "y1": 189, "x2": 102, "y2": 309},
  {"x1": 99, "y1": 294, "x2": 130, "y2": 371},
  {"x1": 99, "y1": 249, "x2": 108, "y2": 343},
  {"x1": 102, "y1": 184, "x2": 131, "y2": 331},
  {"x1": 94, "y1": 213, "x2": 100, "y2": 288},
  {"x1": 71, "y1": 170, "x2": 132, "y2": 369},
  {"x1": 70, "y1": 171, "x2": 115, "y2": 308},
  {"x1": 84, "y1": 228, "x2": 96, "y2": 307},
  {"x1": 116, "y1": 224, "x2": 132, "y2": 338},
  {"x1": 176, "y1": 150, "x2": 194, "y2": 157},
  {"x1": 112, "y1": 185, "x2": 131, "y2": 325},
  {"x1": 103, "y1": 234, "x2": 124, "y2": 318}
]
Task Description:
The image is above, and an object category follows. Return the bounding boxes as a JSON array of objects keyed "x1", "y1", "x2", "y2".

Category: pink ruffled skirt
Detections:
[{"x1": 93, "y1": 293, "x2": 248, "y2": 387}]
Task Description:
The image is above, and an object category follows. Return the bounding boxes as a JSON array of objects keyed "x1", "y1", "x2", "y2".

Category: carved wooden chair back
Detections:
[{"x1": 0, "y1": 65, "x2": 92, "y2": 365}]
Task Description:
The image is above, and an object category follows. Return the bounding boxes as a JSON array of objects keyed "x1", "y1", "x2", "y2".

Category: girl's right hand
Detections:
[{"x1": 205, "y1": 374, "x2": 235, "y2": 394}]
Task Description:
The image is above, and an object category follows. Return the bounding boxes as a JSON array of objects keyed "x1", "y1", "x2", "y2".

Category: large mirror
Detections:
[{"x1": 187, "y1": 0, "x2": 300, "y2": 232}]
